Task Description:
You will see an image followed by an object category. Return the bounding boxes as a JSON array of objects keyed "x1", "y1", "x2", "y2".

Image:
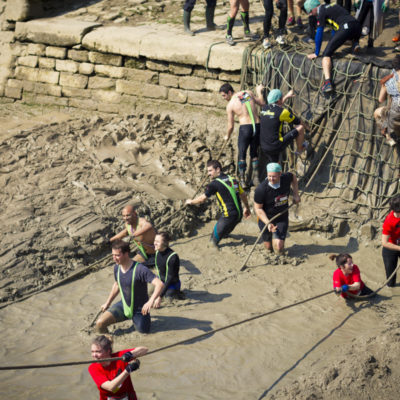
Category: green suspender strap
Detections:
[
  {"x1": 215, "y1": 176, "x2": 241, "y2": 220},
  {"x1": 238, "y1": 92, "x2": 256, "y2": 136},
  {"x1": 126, "y1": 220, "x2": 148, "y2": 260},
  {"x1": 117, "y1": 262, "x2": 138, "y2": 319},
  {"x1": 155, "y1": 251, "x2": 177, "y2": 283}
]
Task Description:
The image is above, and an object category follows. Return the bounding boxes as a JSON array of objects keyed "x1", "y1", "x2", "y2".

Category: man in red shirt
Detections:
[
  {"x1": 382, "y1": 195, "x2": 400, "y2": 287},
  {"x1": 89, "y1": 335, "x2": 148, "y2": 400}
]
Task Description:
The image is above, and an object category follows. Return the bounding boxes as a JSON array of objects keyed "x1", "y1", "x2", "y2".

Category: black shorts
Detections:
[
  {"x1": 261, "y1": 127, "x2": 299, "y2": 162},
  {"x1": 258, "y1": 218, "x2": 288, "y2": 242},
  {"x1": 322, "y1": 21, "x2": 361, "y2": 58},
  {"x1": 238, "y1": 123, "x2": 260, "y2": 161}
]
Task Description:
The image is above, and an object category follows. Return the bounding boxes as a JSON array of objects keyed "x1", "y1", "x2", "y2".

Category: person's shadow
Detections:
[
  {"x1": 151, "y1": 315, "x2": 214, "y2": 334},
  {"x1": 184, "y1": 290, "x2": 231, "y2": 305},
  {"x1": 180, "y1": 259, "x2": 201, "y2": 275}
]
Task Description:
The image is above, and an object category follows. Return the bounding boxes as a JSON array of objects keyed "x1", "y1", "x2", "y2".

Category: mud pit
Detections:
[{"x1": 1, "y1": 104, "x2": 400, "y2": 399}]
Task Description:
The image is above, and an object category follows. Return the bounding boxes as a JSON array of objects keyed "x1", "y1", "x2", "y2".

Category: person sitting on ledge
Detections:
[
  {"x1": 374, "y1": 54, "x2": 400, "y2": 147},
  {"x1": 331, "y1": 253, "x2": 374, "y2": 299}
]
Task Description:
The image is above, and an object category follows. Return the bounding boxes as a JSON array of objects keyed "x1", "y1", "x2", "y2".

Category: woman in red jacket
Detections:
[{"x1": 331, "y1": 253, "x2": 373, "y2": 299}]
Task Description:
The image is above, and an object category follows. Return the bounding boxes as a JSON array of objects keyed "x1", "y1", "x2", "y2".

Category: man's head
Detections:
[
  {"x1": 390, "y1": 195, "x2": 400, "y2": 213},
  {"x1": 266, "y1": 163, "x2": 282, "y2": 186},
  {"x1": 122, "y1": 205, "x2": 137, "y2": 225},
  {"x1": 304, "y1": 0, "x2": 320, "y2": 14},
  {"x1": 207, "y1": 160, "x2": 222, "y2": 179},
  {"x1": 267, "y1": 89, "x2": 283, "y2": 105},
  {"x1": 111, "y1": 239, "x2": 130, "y2": 265},
  {"x1": 219, "y1": 83, "x2": 234, "y2": 102}
]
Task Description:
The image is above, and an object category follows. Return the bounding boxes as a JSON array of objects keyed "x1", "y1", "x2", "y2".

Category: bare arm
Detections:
[
  {"x1": 382, "y1": 234, "x2": 400, "y2": 251},
  {"x1": 254, "y1": 202, "x2": 277, "y2": 232},
  {"x1": 110, "y1": 229, "x2": 128, "y2": 242},
  {"x1": 378, "y1": 85, "x2": 387, "y2": 103},
  {"x1": 133, "y1": 218, "x2": 154, "y2": 237},
  {"x1": 142, "y1": 277, "x2": 164, "y2": 315},
  {"x1": 186, "y1": 193, "x2": 207, "y2": 206},
  {"x1": 291, "y1": 174, "x2": 300, "y2": 204},
  {"x1": 101, "y1": 282, "x2": 119, "y2": 312},
  {"x1": 254, "y1": 85, "x2": 266, "y2": 106},
  {"x1": 239, "y1": 192, "x2": 251, "y2": 218},
  {"x1": 282, "y1": 89, "x2": 295, "y2": 104},
  {"x1": 100, "y1": 347, "x2": 148, "y2": 392},
  {"x1": 224, "y1": 104, "x2": 235, "y2": 141}
]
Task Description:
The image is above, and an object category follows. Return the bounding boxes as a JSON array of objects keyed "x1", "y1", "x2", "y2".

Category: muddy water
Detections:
[{"x1": 0, "y1": 220, "x2": 394, "y2": 400}]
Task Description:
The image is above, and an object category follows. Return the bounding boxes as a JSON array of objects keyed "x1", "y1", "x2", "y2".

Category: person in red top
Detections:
[
  {"x1": 89, "y1": 335, "x2": 148, "y2": 400},
  {"x1": 331, "y1": 253, "x2": 373, "y2": 299},
  {"x1": 382, "y1": 195, "x2": 400, "y2": 287}
]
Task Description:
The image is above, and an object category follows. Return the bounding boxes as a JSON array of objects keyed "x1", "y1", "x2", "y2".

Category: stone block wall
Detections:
[{"x1": 4, "y1": 41, "x2": 241, "y2": 113}]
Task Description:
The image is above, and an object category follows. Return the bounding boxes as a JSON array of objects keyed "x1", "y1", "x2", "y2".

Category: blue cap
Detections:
[
  {"x1": 266, "y1": 163, "x2": 282, "y2": 173},
  {"x1": 304, "y1": 0, "x2": 320, "y2": 13},
  {"x1": 267, "y1": 89, "x2": 282, "y2": 104}
]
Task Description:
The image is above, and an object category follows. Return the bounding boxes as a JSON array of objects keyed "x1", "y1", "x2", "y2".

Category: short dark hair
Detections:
[
  {"x1": 219, "y1": 83, "x2": 234, "y2": 94},
  {"x1": 92, "y1": 335, "x2": 113, "y2": 354},
  {"x1": 329, "y1": 253, "x2": 352, "y2": 267},
  {"x1": 111, "y1": 239, "x2": 130, "y2": 254},
  {"x1": 156, "y1": 231, "x2": 171, "y2": 246},
  {"x1": 390, "y1": 195, "x2": 400, "y2": 213},
  {"x1": 392, "y1": 54, "x2": 400, "y2": 71},
  {"x1": 207, "y1": 160, "x2": 222, "y2": 170}
]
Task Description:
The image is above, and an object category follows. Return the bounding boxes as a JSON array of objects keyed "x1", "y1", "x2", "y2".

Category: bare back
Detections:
[{"x1": 228, "y1": 90, "x2": 260, "y2": 125}]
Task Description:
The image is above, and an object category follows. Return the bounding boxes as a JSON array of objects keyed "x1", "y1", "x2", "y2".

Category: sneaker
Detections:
[
  {"x1": 361, "y1": 26, "x2": 369, "y2": 36},
  {"x1": 296, "y1": 17, "x2": 304, "y2": 28},
  {"x1": 393, "y1": 34, "x2": 400, "y2": 42},
  {"x1": 396, "y1": 45, "x2": 400, "y2": 52},
  {"x1": 226, "y1": 34, "x2": 235, "y2": 46},
  {"x1": 302, "y1": 36, "x2": 314, "y2": 44},
  {"x1": 263, "y1": 38, "x2": 271, "y2": 49},
  {"x1": 276, "y1": 35, "x2": 285, "y2": 45},
  {"x1": 321, "y1": 80, "x2": 333, "y2": 93},
  {"x1": 244, "y1": 31, "x2": 260, "y2": 40},
  {"x1": 287, "y1": 16, "x2": 295, "y2": 26},
  {"x1": 351, "y1": 43, "x2": 361, "y2": 54}
]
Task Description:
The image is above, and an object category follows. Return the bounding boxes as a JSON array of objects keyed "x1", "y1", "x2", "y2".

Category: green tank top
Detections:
[{"x1": 116, "y1": 262, "x2": 138, "y2": 319}]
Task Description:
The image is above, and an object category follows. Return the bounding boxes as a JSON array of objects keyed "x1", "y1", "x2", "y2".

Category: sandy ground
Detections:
[{"x1": 0, "y1": 101, "x2": 400, "y2": 399}]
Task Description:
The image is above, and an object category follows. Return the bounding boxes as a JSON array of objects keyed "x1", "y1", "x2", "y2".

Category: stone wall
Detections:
[{"x1": 2, "y1": 18, "x2": 244, "y2": 113}]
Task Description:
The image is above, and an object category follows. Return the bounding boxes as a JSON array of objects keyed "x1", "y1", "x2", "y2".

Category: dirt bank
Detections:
[{"x1": 0, "y1": 101, "x2": 400, "y2": 400}]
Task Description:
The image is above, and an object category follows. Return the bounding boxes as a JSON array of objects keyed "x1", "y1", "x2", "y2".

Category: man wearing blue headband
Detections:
[
  {"x1": 305, "y1": 0, "x2": 361, "y2": 94},
  {"x1": 259, "y1": 88, "x2": 308, "y2": 164},
  {"x1": 254, "y1": 162, "x2": 300, "y2": 254}
]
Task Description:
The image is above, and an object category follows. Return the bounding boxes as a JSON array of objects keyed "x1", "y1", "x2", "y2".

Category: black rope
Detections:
[{"x1": 0, "y1": 289, "x2": 334, "y2": 371}]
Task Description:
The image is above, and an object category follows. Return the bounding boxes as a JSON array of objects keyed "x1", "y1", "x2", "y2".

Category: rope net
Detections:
[{"x1": 241, "y1": 44, "x2": 399, "y2": 222}]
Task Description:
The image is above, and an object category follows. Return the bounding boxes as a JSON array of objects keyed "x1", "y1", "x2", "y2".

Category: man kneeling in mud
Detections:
[{"x1": 96, "y1": 240, "x2": 164, "y2": 334}]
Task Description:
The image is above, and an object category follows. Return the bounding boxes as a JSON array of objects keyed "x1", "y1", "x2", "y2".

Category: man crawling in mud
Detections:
[
  {"x1": 110, "y1": 205, "x2": 156, "y2": 263},
  {"x1": 219, "y1": 82, "x2": 265, "y2": 188}
]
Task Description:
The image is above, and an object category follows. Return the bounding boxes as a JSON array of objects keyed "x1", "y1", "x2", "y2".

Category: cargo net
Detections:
[{"x1": 241, "y1": 46, "x2": 399, "y2": 222}]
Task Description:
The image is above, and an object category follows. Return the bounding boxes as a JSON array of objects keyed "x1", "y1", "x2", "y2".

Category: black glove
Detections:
[
  {"x1": 125, "y1": 360, "x2": 140, "y2": 373},
  {"x1": 122, "y1": 352, "x2": 134, "y2": 362}
]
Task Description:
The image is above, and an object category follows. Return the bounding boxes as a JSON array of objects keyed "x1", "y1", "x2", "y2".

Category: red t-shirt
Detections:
[
  {"x1": 332, "y1": 264, "x2": 364, "y2": 298},
  {"x1": 89, "y1": 349, "x2": 137, "y2": 400},
  {"x1": 382, "y1": 211, "x2": 400, "y2": 245}
]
